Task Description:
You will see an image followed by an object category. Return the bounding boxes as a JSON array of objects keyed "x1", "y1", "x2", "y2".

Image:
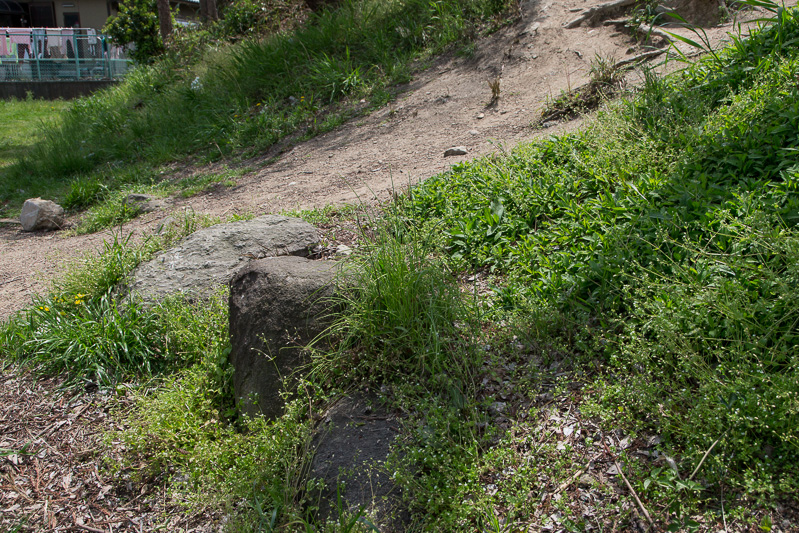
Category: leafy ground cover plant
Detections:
[{"x1": 391, "y1": 5, "x2": 799, "y2": 526}]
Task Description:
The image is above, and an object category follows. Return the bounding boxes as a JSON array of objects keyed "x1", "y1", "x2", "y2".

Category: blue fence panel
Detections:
[{"x1": 0, "y1": 28, "x2": 132, "y2": 81}]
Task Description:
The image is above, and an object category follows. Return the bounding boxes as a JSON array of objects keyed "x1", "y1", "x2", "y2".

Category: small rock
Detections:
[
  {"x1": 647, "y1": 435, "x2": 662, "y2": 447},
  {"x1": 525, "y1": 22, "x2": 541, "y2": 35},
  {"x1": 578, "y1": 473, "x2": 593, "y2": 488},
  {"x1": 335, "y1": 244, "x2": 353, "y2": 256},
  {"x1": 444, "y1": 146, "x2": 468, "y2": 157},
  {"x1": 468, "y1": 129, "x2": 480, "y2": 135},
  {"x1": 123, "y1": 193, "x2": 165, "y2": 214},
  {"x1": 489, "y1": 402, "x2": 506, "y2": 416},
  {"x1": 541, "y1": 121, "x2": 557, "y2": 128},
  {"x1": 20, "y1": 198, "x2": 65, "y2": 231},
  {"x1": 477, "y1": 113, "x2": 485, "y2": 119}
]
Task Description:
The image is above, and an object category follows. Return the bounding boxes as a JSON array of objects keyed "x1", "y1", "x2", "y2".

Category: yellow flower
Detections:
[{"x1": 43, "y1": 306, "x2": 49, "y2": 312}]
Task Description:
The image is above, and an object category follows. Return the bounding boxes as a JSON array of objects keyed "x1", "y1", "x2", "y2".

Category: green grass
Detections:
[
  {"x1": 389, "y1": 6, "x2": 799, "y2": 526},
  {"x1": 0, "y1": 97, "x2": 68, "y2": 168},
  {"x1": 0, "y1": 97, "x2": 70, "y2": 216}
]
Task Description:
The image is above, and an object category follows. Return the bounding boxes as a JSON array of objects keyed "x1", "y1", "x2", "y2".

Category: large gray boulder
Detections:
[
  {"x1": 229, "y1": 255, "x2": 343, "y2": 419},
  {"x1": 309, "y1": 394, "x2": 408, "y2": 531},
  {"x1": 128, "y1": 215, "x2": 318, "y2": 301},
  {"x1": 20, "y1": 198, "x2": 65, "y2": 231}
]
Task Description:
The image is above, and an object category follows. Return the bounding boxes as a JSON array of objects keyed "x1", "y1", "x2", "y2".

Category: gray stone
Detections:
[
  {"x1": 128, "y1": 215, "x2": 318, "y2": 301},
  {"x1": 229, "y1": 255, "x2": 343, "y2": 419},
  {"x1": 444, "y1": 146, "x2": 468, "y2": 157},
  {"x1": 334, "y1": 244, "x2": 353, "y2": 256},
  {"x1": 123, "y1": 193, "x2": 166, "y2": 214},
  {"x1": 520, "y1": 21, "x2": 540, "y2": 36},
  {"x1": 20, "y1": 198, "x2": 65, "y2": 231},
  {"x1": 309, "y1": 394, "x2": 408, "y2": 531}
]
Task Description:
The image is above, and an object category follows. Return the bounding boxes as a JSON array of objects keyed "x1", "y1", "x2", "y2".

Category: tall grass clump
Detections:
[
  {"x1": 0, "y1": 212, "x2": 223, "y2": 386},
  {"x1": 114, "y1": 372, "x2": 313, "y2": 522},
  {"x1": 321, "y1": 226, "x2": 477, "y2": 390},
  {"x1": 397, "y1": 6, "x2": 799, "y2": 502},
  {"x1": 3, "y1": 0, "x2": 516, "y2": 207}
]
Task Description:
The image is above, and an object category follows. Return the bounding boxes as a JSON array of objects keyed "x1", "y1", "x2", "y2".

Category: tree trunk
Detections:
[
  {"x1": 157, "y1": 0, "x2": 172, "y2": 42},
  {"x1": 206, "y1": 0, "x2": 218, "y2": 21},
  {"x1": 199, "y1": 0, "x2": 218, "y2": 22}
]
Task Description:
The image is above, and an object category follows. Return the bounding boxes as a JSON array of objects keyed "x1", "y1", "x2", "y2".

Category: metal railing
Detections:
[{"x1": 0, "y1": 28, "x2": 133, "y2": 81}]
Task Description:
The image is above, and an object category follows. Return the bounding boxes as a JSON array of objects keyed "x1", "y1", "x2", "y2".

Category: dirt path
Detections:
[{"x1": 0, "y1": 0, "x2": 774, "y2": 321}]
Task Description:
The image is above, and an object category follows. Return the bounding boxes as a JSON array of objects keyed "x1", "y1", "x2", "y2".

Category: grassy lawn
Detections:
[
  {"x1": 0, "y1": 97, "x2": 69, "y2": 217},
  {"x1": 0, "y1": 97, "x2": 68, "y2": 168}
]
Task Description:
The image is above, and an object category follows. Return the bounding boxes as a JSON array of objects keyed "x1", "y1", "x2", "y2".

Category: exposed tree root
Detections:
[
  {"x1": 539, "y1": 50, "x2": 667, "y2": 124},
  {"x1": 603, "y1": 18, "x2": 676, "y2": 45},
  {"x1": 614, "y1": 49, "x2": 668, "y2": 69},
  {"x1": 563, "y1": 0, "x2": 638, "y2": 29}
]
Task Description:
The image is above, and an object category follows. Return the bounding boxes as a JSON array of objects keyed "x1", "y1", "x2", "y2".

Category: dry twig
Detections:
[
  {"x1": 688, "y1": 437, "x2": 721, "y2": 481},
  {"x1": 602, "y1": 439, "x2": 654, "y2": 528},
  {"x1": 614, "y1": 49, "x2": 667, "y2": 69}
]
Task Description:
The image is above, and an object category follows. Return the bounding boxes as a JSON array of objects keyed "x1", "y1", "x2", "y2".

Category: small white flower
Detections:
[{"x1": 191, "y1": 76, "x2": 203, "y2": 92}]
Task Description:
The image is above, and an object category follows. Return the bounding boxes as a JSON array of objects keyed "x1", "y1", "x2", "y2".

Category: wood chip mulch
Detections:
[{"x1": 0, "y1": 369, "x2": 220, "y2": 533}]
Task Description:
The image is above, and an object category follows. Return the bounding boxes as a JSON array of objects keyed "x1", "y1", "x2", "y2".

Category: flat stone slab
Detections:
[
  {"x1": 128, "y1": 215, "x2": 318, "y2": 301},
  {"x1": 309, "y1": 394, "x2": 408, "y2": 531}
]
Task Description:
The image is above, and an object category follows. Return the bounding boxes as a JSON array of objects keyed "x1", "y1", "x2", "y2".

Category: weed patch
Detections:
[{"x1": 395, "y1": 6, "x2": 799, "y2": 522}]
